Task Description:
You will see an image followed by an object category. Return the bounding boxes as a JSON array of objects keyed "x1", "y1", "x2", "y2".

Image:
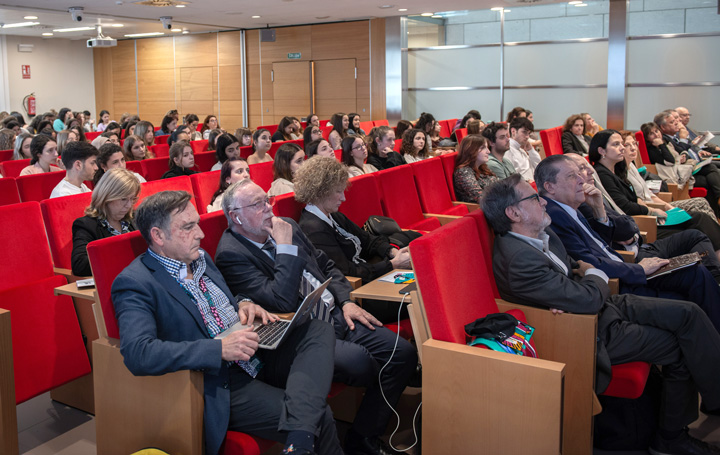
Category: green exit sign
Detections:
[{"x1": 287, "y1": 52, "x2": 301, "y2": 59}]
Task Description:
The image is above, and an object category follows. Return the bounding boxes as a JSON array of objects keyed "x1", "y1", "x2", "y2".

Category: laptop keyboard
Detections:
[{"x1": 256, "y1": 320, "x2": 290, "y2": 346}]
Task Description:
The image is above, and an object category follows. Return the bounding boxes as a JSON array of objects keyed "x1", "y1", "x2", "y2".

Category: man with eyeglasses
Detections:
[
  {"x1": 482, "y1": 174, "x2": 720, "y2": 455},
  {"x1": 112, "y1": 190, "x2": 343, "y2": 455},
  {"x1": 215, "y1": 179, "x2": 417, "y2": 455},
  {"x1": 676, "y1": 106, "x2": 720, "y2": 155}
]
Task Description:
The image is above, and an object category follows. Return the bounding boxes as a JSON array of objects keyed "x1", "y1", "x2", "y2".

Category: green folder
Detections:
[{"x1": 663, "y1": 207, "x2": 692, "y2": 226}]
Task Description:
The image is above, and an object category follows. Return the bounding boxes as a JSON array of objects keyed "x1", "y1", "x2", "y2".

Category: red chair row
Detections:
[
  {"x1": 0, "y1": 149, "x2": 13, "y2": 162},
  {"x1": 540, "y1": 126, "x2": 564, "y2": 157},
  {"x1": 0, "y1": 177, "x2": 20, "y2": 206},
  {"x1": 0, "y1": 158, "x2": 31, "y2": 178}
]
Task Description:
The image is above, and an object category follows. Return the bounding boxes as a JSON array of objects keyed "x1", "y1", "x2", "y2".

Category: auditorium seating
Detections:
[
  {"x1": 154, "y1": 134, "x2": 169, "y2": 145},
  {"x1": 136, "y1": 175, "x2": 197, "y2": 210},
  {"x1": 375, "y1": 166, "x2": 444, "y2": 231},
  {"x1": 190, "y1": 139, "x2": 209, "y2": 154},
  {"x1": 249, "y1": 161, "x2": 274, "y2": 192},
  {"x1": 85, "y1": 131, "x2": 101, "y2": 141},
  {"x1": 40, "y1": 192, "x2": 93, "y2": 274},
  {"x1": 149, "y1": 143, "x2": 170, "y2": 158},
  {"x1": 0, "y1": 177, "x2": 20, "y2": 206},
  {"x1": 340, "y1": 173, "x2": 384, "y2": 227},
  {"x1": 258, "y1": 124, "x2": 278, "y2": 135},
  {"x1": 199, "y1": 210, "x2": 228, "y2": 259},
  {"x1": 273, "y1": 192, "x2": 305, "y2": 221},
  {"x1": 0, "y1": 158, "x2": 31, "y2": 178},
  {"x1": 359, "y1": 121, "x2": 374, "y2": 133},
  {"x1": 194, "y1": 150, "x2": 218, "y2": 172},
  {"x1": 125, "y1": 160, "x2": 143, "y2": 176},
  {"x1": 0, "y1": 149, "x2": 13, "y2": 162},
  {"x1": 454, "y1": 128, "x2": 467, "y2": 143},
  {"x1": 16, "y1": 170, "x2": 66, "y2": 202},
  {"x1": 438, "y1": 119, "x2": 454, "y2": 139},
  {"x1": 269, "y1": 139, "x2": 303, "y2": 159},
  {"x1": 540, "y1": 126, "x2": 563, "y2": 157},
  {"x1": 191, "y1": 170, "x2": 221, "y2": 214},
  {"x1": 240, "y1": 145, "x2": 253, "y2": 159},
  {"x1": 140, "y1": 156, "x2": 170, "y2": 181},
  {"x1": 410, "y1": 157, "x2": 472, "y2": 216},
  {"x1": 373, "y1": 119, "x2": 389, "y2": 127}
]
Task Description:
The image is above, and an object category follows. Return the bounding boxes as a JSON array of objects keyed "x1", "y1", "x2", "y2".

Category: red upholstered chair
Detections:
[
  {"x1": 439, "y1": 152, "x2": 458, "y2": 200},
  {"x1": 190, "y1": 139, "x2": 209, "y2": 154},
  {"x1": 199, "y1": 210, "x2": 228, "y2": 259},
  {"x1": 250, "y1": 161, "x2": 274, "y2": 192},
  {"x1": 85, "y1": 131, "x2": 101, "y2": 141},
  {"x1": 0, "y1": 202, "x2": 91, "y2": 453},
  {"x1": 454, "y1": 128, "x2": 467, "y2": 143},
  {"x1": 87, "y1": 232, "x2": 275, "y2": 455},
  {"x1": 333, "y1": 149, "x2": 342, "y2": 160},
  {"x1": 322, "y1": 126, "x2": 333, "y2": 142},
  {"x1": 273, "y1": 192, "x2": 304, "y2": 221},
  {"x1": 408, "y1": 216, "x2": 564, "y2": 454},
  {"x1": 191, "y1": 170, "x2": 221, "y2": 215},
  {"x1": 0, "y1": 150, "x2": 13, "y2": 162},
  {"x1": 393, "y1": 139, "x2": 402, "y2": 152},
  {"x1": 0, "y1": 177, "x2": 20, "y2": 206},
  {"x1": 258, "y1": 124, "x2": 278, "y2": 135},
  {"x1": 375, "y1": 166, "x2": 443, "y2": 231},
  {"x1": 540, "y1": 126, "x2": 564, "y2": 156},
  {"x1": 359, "y1": 121, "x2": 374, "y2": 133},
  {"x1": 140, "y1": 156, "x2": 170, "y2": 181},
  {"x1": 269, "y1": 139, "x2": 303, "y2": 159},
  {"x1": 40, "y1": 192, "x2": 93, "y2": 274},
  {"x1": 239, "y1": 145, "x2": 254, "y2": 159},
  {"x1": 149, "y1": 143, "x2": 170, "y2": 158},
  {"x1": 125, "y1": 160, "x2": 143, "y2": 177},
  {"x1": 373, "y1": 119, "x2": 389, "y2": 127},
  {"x1": 439, "y1": 119, "x2": 454, "y2": 139},
  {"x1": 154, "y1": 134, "x2": 170, "y2": 145},
  {"x1": 194, "y1": 151, "x2": 218, "y2": 172},
  {"x1": 137, "y1": 175, "x2": 197, "y2": 210},
  {"x1": 0, "y1": 158, "x2": 31, "y2": 178},
  {"x1": 409, "y1": 157, "x2": 470, "y2": 216},
  {"x1": 339, "y1": 173, "x2": 385, "y2": 227},
  {"x1": 16, "y1": 170, "x2": 66, "y2": 202}
]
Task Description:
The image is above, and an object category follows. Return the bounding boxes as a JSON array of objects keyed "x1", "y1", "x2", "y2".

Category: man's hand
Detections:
[
  {"x1": 572, "y1": 259, "x2": 594, "y2": 278},
  {"x1": 678, "y1": 125, "x2": 689, "y2": 140},
  {"x1": 582, "y1": 183, "x2": 605, "y2": 212},
  {"x1": 390, "y1": 247, "x2": 411, "y2": 269},
  {"x1": 638, "y1": 257, "x2": 670, "y2": 276},
  {"x1": 221, "y1": 328, "x2": 259, "y2": 361},
  {"x1": 265, "y1": 216, "x2": 293, "y2": 245},
  {"x1": 700, "y1": 150, "x2": 713, "y2": 159},
  {"x1": 342, "y1": 302, "x2": 382, "y2": 331},
  {"x1": 238, "y1": 300, "x2": 280, "y2": 325}
]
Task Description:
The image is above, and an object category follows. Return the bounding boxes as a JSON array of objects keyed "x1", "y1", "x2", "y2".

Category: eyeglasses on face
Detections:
[
  {"x1": 352, "y1": 143, "x2": 367, "y2": 152},
  {"x1": 516, "y1": 193, "x2": 540, "y2": 204},
  {"x1": 233, "y1": 196, "x2": 276, "y2": 211}
]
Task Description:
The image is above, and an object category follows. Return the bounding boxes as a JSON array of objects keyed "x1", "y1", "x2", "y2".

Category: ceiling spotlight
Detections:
[
  {"x1": 171, "y1": 28, "x2": 182, "y2": 32},
  {"x1": 252, "y1": 15, "x2": 261, "y2": 18},
  {"x1": 398, "y1": 8, "x2": 407, "y2": 12},
  {"x1": 42, "y1": 32, "x2": 53, "y2": 36},
  {"x1": 182, "y1": 30, "x2": 189, "y2": 34},
  {"x1": 575, "y1": 3, "x2": 588, "y2": 6},
  {"x1": 24, "y1": 15, "x2": 38, "y2": 20},
  {"x1": 175, "y1": 4, "x2": 186, "y2": 7},
  {"x1": 110, "y1": 23, "x2": 124, "y2": 27},
  {"x1": 420, "y1": 12, "x2": 433, "y2": 16}
]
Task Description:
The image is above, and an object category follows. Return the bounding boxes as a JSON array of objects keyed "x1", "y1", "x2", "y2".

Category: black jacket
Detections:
[
  {"x1": 367, "y1": 151, "x2": 404, "y2": 170},
  {"x1": 71, "y1": 215, "x2": 136, "y2": 276}
]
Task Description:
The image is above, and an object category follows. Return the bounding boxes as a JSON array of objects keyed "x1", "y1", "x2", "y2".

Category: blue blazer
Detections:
[
  {"x1": 543, "y1": 197, "x2": 647, "y2": 285},
  {"x1": 112, "y1": 251, "x2": 245, "y2": 455}
]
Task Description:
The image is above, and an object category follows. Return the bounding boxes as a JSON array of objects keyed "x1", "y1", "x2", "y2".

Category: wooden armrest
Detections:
[
  {"x1": 53, "y1": 267, "x2": 91, "y2": 282},
  {"x1": 423, "y1": 213, "x2": 460, "y2": 225},
  {"x1": 678, "y1": 185, "x2": 691, "y2": 201},
  {"x1": 0, "y1": 309, "x2": 18, "y2": 455},
  {"x1": 609, "y1": 278, "x2": 620, "y2": 295},
  {"x1": 644, "y1": 163, "x2": 657, "y2": 175},
  {"x1": 345, "y1": 276, "x2": 362, "y2": 290},
  {"x1": 422, "y1": 339, "x2": 564, "y2": 454},
  {"x1": 451, "y1": 201, "x2": 479, "y2": 211},
  {"x1": 93, "y1": 338, "x2": 204, "y2": 455},
  {"x1": 667, "y1": 183, "x2": 679, "y2": 201},
  {"x1": 657, "y1": 192, "x2": 672, "y2": 203},
  {"x1": 615, "y1": 250, "x2": 635, "y2": 263},
  {"x1": 632, "y1": 215, "x2": 657, "y2": 243},
  {"x1": 647, "y1": 202, "x2": 666, "y2": 210}
]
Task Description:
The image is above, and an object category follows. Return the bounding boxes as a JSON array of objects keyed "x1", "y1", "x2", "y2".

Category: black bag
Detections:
[
  {"x1": 364, "y1": 215, "x2": 402, "y2": 236},
  {"x1": 387, "y1": 230, "x2": 422, "y2": 249}
]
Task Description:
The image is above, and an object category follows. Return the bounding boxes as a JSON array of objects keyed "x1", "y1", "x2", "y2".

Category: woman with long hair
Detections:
[
  {"x1": 19, "y1": 135, "x2": 63, "y2": 176},
  {"x1": 133, "y1": 121, "x2": 156, "y2": 148},
  {"x1": 247, "y1": 129, "x2": 273, "y2": 165},
  {"x1": 268, "y1": 143, "x2": 305, "y2": 197},
  {"x1": 12, "y1": 132, "x2": 33, "y2": 160},
  {"x1": 366, "y1": 126, "x2": 404, "y2": 170},
  {"x1": 207, "y1": 158, "x2": 251, "y2": 213},
  {"x1": 272, "y1": 116, "x2": 296, "y2": 142},
  {"x1": 161, "y1": 140, "x2": 198, "y2": 179},
  {"x1": 95, "y1": 142, "x2": 146, "y2": 185},
  {"x1": 453, "y1": 135, "x2": 498, "y2": 203},
  {"x1": 328, "y1": 113, "x2": 349, "y2": 150},
  {"x1": 211, "y1": 134, "x2": 241, "y2": 171},
  {"x1": 561, "y1": 114, "x2": 591, "y2": 155},
  {"x1": 342, "y1": 136, "x2": 377, "y2": 177},
  {"x1": 400, "y1": 128, "x2": 429, "y2": 164},
  {"x1": 200, "y1": 115, "x2": 219, "y2": 140}
]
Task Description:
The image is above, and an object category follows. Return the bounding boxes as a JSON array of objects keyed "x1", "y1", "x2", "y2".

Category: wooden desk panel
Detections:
[{"x1": 350, "y1": 269, "x2": 414, "y2": 303}]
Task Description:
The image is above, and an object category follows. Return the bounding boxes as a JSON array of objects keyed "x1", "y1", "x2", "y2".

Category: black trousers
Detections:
[
  {"x1": 692, "y1": 163, "x2": 720, "y2": 216},
  {"x1": 641, "y1": 228, "x2": 720, "y2": 282},
  {"x1": 228, "y1": 319, "x2": 343, "y2": 455},
  {"x1": 601, "y1": 294, "x2": 720, "y2": 431}
]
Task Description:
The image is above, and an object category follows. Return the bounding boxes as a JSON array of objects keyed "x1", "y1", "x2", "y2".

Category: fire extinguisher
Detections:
[{"x1": 23, "y1": 93, "x2": 36, "y2": 117}]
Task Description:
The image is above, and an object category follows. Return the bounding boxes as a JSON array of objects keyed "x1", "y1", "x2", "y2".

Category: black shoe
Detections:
[
  {"x1": 344, "y1": 429, "x2": 399, "y2": 455},
  {"x1": 701, "y1": 402, "x2": 720, "y2": 417},
  {"x1": 407, "y1": 363, "x2": 422, "y2": 388},
  {"x1": 649, "y1": 429, "x2": 720, "y2": 455}
]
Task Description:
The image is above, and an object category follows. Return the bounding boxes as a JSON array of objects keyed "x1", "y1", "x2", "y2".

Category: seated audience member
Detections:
[
  {"x1": 306, "y1": 113, "x2": 320, "y2": 128},
  {"x1": 161, "y1": 140, "x2": 197, "y2": 179},
  {"x1": 184, "y1": 113, "x2": 202, "y2": 141},
  {"x1": 207, "y1": 128, "x2": 224, "y2": 152},
  {"x1": 395, "y1": 120, "x2": 412, "y2": 141},
  {"x1": 167, "y1": 124, "x2": 190, "y2": 147},
  {"x1": 234, "y1": 128, "x2": 253, "y2": 147},
  {"x1": 0, "y1": 128, "x2": 16, "y2": 151},
  {"x1": 536, "y1": 155, "x2": 720, "y2": 329},
  {"x1": 105, "y1": 122, "x2": 122, "y2": 138},
  {"x1": 112, "y1": 190, "x2": 342, "y2": 455},
  {"x1": 466, "y1": 119, "x2": 485, "y2": 136},
  {"x1": 94, "y1": 142, "x2": 146, "y2": 185},
  {"x1": 12, "y1": 132, "x2": 33, "y2": 160},
  {"x1": 123, "y1": 134, "x2": 148, "y2": 162},
  {"x1": 211, "y1": 134, "x2": 241, "y2": 171},
  {"x1": 134, "y1": 121, "x2": 156, "y2": 149},
  {"x1": 50, "y1": 141, "x2": 98, "y2": 198},
  {"x1": 290, "y1": 117, "x2": 303, "y2": 140},
  {"x1": 71, "y1": 168, "x2": 140, "y2": 276},
  {"x1": 482, "y1": 122, "x2": 516, "y2": 178},
  {"x1": 95, "y1": 110, "x2": 111, "y2": 133},
  {"x1": 272, "y1": 116, "x2": 296, "y2": 143},
  {"x1": 215, "y1": 180, "x2": 417, "y2": 455},
  {"x1": 450, "y1": 110, "x2": 481, "y2": 142},
  {"x1": 582, "y1": 113, "x2": 603, "y2": 138},
  {"x1": 19, "y1": 135, "x2": 63, "y2": 176},
  {"x1": 482, "y1": 174, "x2": 720, "y2": 455},
  {"x1": 400, "y1": 128, "x2": 429, "y2": 164},
  {"x1": 64, "y1": 117, "x2": 81, "y2": 132},
  {"x1": 505, "y1": 106, "x2": 527, "y2": 123},
  {"x1": 156, "y1": 115, "x2": 177, "y2": 137},
  {"x1": 70, "y1": 125, "x2": 87, "y2": 143},
  {"x1": 53, "y1": 108, "x2": 73, "y2": 132},
  {"x1": 247, "y1": 129, "x2": 274, "y2": 165},
  {"x1": 414, "y1": 112, "x2": 436, "y2": 153},
  {"x1": 303, "y1": 125, "x2": 323, "y2": 146},
  {"x1": 82, "y1": 110, "x2": 94, "y2": 133},
  {"x1": 328, "y1": 113, "x2": 349, "y2": 150},
  {"x1": 561, "y1": 114, "x2": 591, "y2": 155},
  {"x1": 506, "y1": 117, "x2": 541, "y2": 182},
  {"x1": 346, "y1": 113, "x2": 366, "y2": 137},
  {"x1": 268, "y1": 143, "x2": 305, "y2": 197},
  {"x1": 454, "y1": 135, "x2": 499, "y2": 204},
  {"x1": 676, "y1": 106, "x2": 720, "y2": 154},
  {"x1": 342, "y1": 137, "x2": 378, "y2": 177},
  {"x1": 91, "y1": 135, "x2": 111, "y2": 151},
  {"x1": 306, "y1": 139, "x2": 334, "y2": 159},
  {"x1": 200, "y1": 115, "x2": 219, "y2": 140},
  {"x1": 207, "y1": 158, "x2": 251, "y2": 213},
  {"x1": 367, "y1": 125, "x2": 404, "y2": 170},
  {"x1": 428, "y1": 117, "x2": 445, "y2": 149}
]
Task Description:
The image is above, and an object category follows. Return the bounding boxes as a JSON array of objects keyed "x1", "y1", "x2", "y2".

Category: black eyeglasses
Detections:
[
  {"x1": 232, "y1": 196, "x2": 275, "y2": 211},
  {"x1": 516, "y1": 193, "x2": 540, "y2": 204}
]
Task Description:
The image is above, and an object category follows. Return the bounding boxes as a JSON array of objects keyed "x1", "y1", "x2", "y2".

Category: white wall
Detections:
[{"x1": 4, "y1": 36, "x2": 95, "y2": 119}]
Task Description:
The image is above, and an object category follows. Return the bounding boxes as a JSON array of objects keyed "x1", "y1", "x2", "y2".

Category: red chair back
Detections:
[
  {"x1": 194, "y1": 151, "x2": 217, "y2": 172},
  {"x1": 140, "y1": 156, "x2": 170, "y2": 181},
  {"x1": 540, "y1": 126, "x2": 564, "y2": 156},
  {"x1": 191, "y1": 170, "x2": 221, "y2": 214},
  {"x1": 190, "y1": 139, "x2": 209, "y2": 154},
  {"x1": 258, "y1": 124, "x2": 278, "y2": 135},
  {"x1": 16, "y1": 171, "x2": 67, "y2": 202},
  {"x1": 376, "y1": 166, "x2": 441, "y2": 231},
  {"x1": 0, "y1": 159, "x2": 31, "y2": 178},
  {"x1": 0, "y1": 202, "x2": 54, "y2": 288},
  {"x1": 85, "y1": 131, "x2": 101, "y2": 141},
  {"x1": 239, "y1": 145, "x2": 254, "y2": 159},
  {"x1": 393, "y1": 139, "x2": 402, "y2": 152},
  {"x1": 410, "y1": 157, "x2": 468, "y2": 216},
  {"x1": 125, "y1": 160, "x2": 143, "y2": 176},
  {"x1": 273, "y1": 192, "x2": 304, "y2": 221},
  {"x1": 137, "y1": 175, "x2": 197, "y2": 210},
  {"x1": 40, "y1": 192, "x2": 93, "y2": 270},
  {"x1": 198, "y1": 210, "x2": 228, "y2": 260},
  {"x1": 149, "y1": 143, "x2": 170, "y2": 158},
  {"x1": 373, "y1": 119, "x2": 389, "y2": 127},
  {"x1": 359, "y1": 121, "x2": 374, "y2": 133},
  {"x1": 269, "y1": 139, "x2": 303, "y2": 159},
  {"x1": 333, "y1": 149, "x2": 342, "y2": 161},
  {"x1": 439, "y1": 119, "x2": 456, "y2": 138},
  {"x1": 464, "y1": 210, "x2": 501, "y2": 298},
  {"x1": 0, "y1": 149, "x2": 13, "y2": 162},
  {"x1": 250, "y1": 161, "x2": 275, "y2": 192},
  {"x1": 0, "y1": 177, "x2": 20, "y2": 206},
  {"x1": 455, "y1": 128, "x2": 468, "y2": 143},
  {"x1": 321, "y1": 126, "x2": 333, "y2": 141},
  {"x1": 635, "y1": 131, "x2": 651, "y2": 165},
  {"x1": 340, "y1": 174, "x2": 385, "y2": 226},
  {"x1": 440, "y1": 152, "x2": 458, "y2": 200},
  {"x1": 154, "y1": 134, "x2": 170, "y2": 145}
]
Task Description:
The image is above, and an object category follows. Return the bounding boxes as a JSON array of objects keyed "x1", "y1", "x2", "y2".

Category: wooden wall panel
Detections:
[
  {"x1": 180, "y1": 67, "x2": 213, "y2": 101},
  {"x1": 272, "y1": 61, "x2": 311, "y2": 122},
  {"x1": 114, "y1": 102, "x2": 138, "y2": 120},
  {"x1": 179, "y1": 101, "x2": 213, "y2": 119},
  {"x1": 139, "y1": 101, "x2": 177, "y2": 125},
  {"x1": 356, "y1": 59, "x2": 370, "y2": 100},
  {"x1": 218, "y1": 31, "x2": 242, "y2": 66},
  {"x1": 260, "y1": 64, "x2": 273, "y2": 101},
  {"x1": 136, "y1": 37, "x2": 174, "y2": 70},
  {"x1": 94, "y1": 48, "x2": 114, "y2": 120},
  {"x1": 218, "y1": 66, "x2": 242, "y2": 100},
  {"x1": 246, "y1": 64, "x2": 262, "y2": 101},
  {"x1": 175, "y1": 34, "x2": 218, "y2": 68},
  {"x1": 370, "y1": 18, "x2": 387, "y2": 121},
  {"x1": 245, "y1": 30, "x2": 260, "y2": 65},
  {"x1": 113, "y1": 71, "x2": 137, "y2": 102},
  {"x1": 314, "y1": 59, "x2": 356, "y2": 119},
  {"x1": 137, "y1": 69, "x2": 176, "y2": 102},
  {"x1": 311, "y1": 22, "x2": 369, "y2": 61},
  {"x1": 259, "y1": 26, "x2": 312, "y2": 63},
  {"x1": 357, "y1": 99, "x2": 370, "y2": 118},
  {"x1": 111, "y1": 40, "x2": 136, "y2": 64}
]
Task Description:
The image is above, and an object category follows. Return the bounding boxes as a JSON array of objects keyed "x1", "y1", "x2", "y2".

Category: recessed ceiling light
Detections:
[
  {"x1": 568, "y1": 1, "x2": 582, "y2": 4},
  {"x1": 175, "y1": 4, "x2": 186, "y2": 7},
  {"x1": 398, "y1": 8, "x2": 407, "y2": 12},
  {"x1": 42, "y1": 32, "x2": 53, "y2": 36},
  {"x1": 171, "y1": 28, "x2": 182, "y2": 32},
  {"x1": 575, "y1": 3, "x2": 588, "y2": 6},
  {"x1": 182, "y1": 30, "x2": 189, "y2": 34},
  {"x1": 3, "y1": 22, "x2": 40, "y2": 28},
  {"x1": 431, "y1": 15, "x2": 442, "y2": 18},
  {"x1": 252, "y1": 15, "x2": 261, "y2": 18},
  {"x1": 504, "y1": 9, "x2": 511, "y2": 12},
  {"x1": 110, "y1": 23, "x2": 124, "y2": 27},
  {"x1": 491, "y1": 7, "x2": 504, "y2": 11},
  {"x1": 53, "y1": 26, "x2": 95, "y2": 32},
  {"x1": 124, "y1": 32, "x2": 165, "y2": 37},
  {"x1": 420, "y1": 12, "x2": 433, "y2": 16},
  {"x1": 24, "y1": 15, "x2": 38, "y2": 20}
]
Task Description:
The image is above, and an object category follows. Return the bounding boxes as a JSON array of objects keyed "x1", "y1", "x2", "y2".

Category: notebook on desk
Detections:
[
  {"x1": 215, "y1": 278, "x2": 331, "y2": 350},
  {"x1": 647, "y1": 252, "x2": 704, "y2": 280}
]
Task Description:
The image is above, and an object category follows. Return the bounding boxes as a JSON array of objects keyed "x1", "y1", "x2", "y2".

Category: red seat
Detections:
[
  {"x1": 439, "y1": 152, "x2": 458, "y2": 200},
  {"x1": 0, "y1": 177, "x2": 20, "y2": 206},
  {"x1": 269, "y1": 139, "x2": 303, "y2": 159},
  {"x1": 16, "y1": 170, "x2": 67, "y2": 202},
  {"x1": 340, "y1": 174, "x2": 385, "y2": 227},
  {"x1": 273, "y1": 192, "x2": 304, "y2": 221},
  {"x1": 250, "y1": 161, "x2": 274, "y2": 192},
  {"x1": 137, "y1": 175, "x2": 197, "y2": 210},
  {"x1": 393, "y1": 139, "x2": 402, "y2": 152},
  {"x1": 439, "y1": 119, "x2": 456, "y2": 138},
  {"x1": 410, "y1": 158, "x2": 469, "y2": 217},
  {"x1": 149, "y1": 143, "x2": 170, "y2": 158},
  {"x1": 154, "y1": 134, "x2": 170, "y2": 145},
  {"x1": 240, "y1": 145, "x2": 254, "y2": 159},
  {"x1": 0, "y1": 149, "x2": 13, "y2": 162},
  {"x1": 376, "y1": 166, "x2": 442, "y2": 231},
  {"x1": 454, "y1": 128, "x2": 468, "y2": 143},
  {"x1": 373, "y1": 119, "x2": 389, "y2": 127},
  {"x1": 85, "y1": 131, "x2": 101, "y2": 141},
  {"x1": 125, "y1": 160, "x2": 143, "y2": 176},
  {"x1": 333, "y1": 149, "x2": 342, "y2": 160},
  {"x1": 321, "y1": 126, "x2": 333, "y2": 142},
  {"x1": 0, "y1": 158, "x2": 31, "y2": 178},
  {"x1": 40, "y1": 192, "x2": 93, "y2": 271},
  {"x1": 194, "y1": 151, "x2": 218, "y2": 173},
  {"x1": 258, "y1": 124, "x2": 278, "y2": 135},
  {"x1": 540, "y1": 126, "x2": 564, "y2": 156},
  {"x1": 190, "y1": 139, "x2": 209, "y2": 154},
  {"x1": 140, "y1": 156, "x2": 170, "y2": 181},
  {"x1": 191, "y1": 170, "x2": 221, "y2": 215},
  {"x1": 199, "y1": 210, "x2": 228, "y2": 259},
  {"x1": 635, "y1": 131, "x2": 651, "y2": 165},
  {"x1": 359, "y1": 121, "x2": 374, "y2": 133}
]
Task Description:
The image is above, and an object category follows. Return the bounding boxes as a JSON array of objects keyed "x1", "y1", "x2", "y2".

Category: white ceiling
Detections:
[{"x1": 0, "y1": 0, "x2": 564, "y2": 40}]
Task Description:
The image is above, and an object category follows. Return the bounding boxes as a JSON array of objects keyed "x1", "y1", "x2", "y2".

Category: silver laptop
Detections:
[{"x1": 215, "y1": 279, "x2": 331, "y2": 350}]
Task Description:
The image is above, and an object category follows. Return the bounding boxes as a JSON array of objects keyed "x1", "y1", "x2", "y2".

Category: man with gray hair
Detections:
[
  {"x1": 675, "y1": 106, "x2": 720, "y2": 154},
  {"x1": 482, "y1": 175, "x2": 720, "y2": 455},
  {"x1": 111, "y1": 190, "x2": 342, "y2": 455}
]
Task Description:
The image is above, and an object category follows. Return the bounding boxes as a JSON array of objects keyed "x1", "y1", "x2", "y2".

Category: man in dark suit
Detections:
[
  {"x1": 214, "y1": 179, "x2": 417, "y2": 455},
  {"x1": 676, "y1": 106, "x2": 720, "y2": 154},
  {"x1": 535, "y1": 155, "x2": 720, "y2": 333},
  {"x1": 111, "y1": 191, "x2": 342, "y2": 455},
  {"x1": 482, "y1": 174, "x2": 720, "y2": 455}
]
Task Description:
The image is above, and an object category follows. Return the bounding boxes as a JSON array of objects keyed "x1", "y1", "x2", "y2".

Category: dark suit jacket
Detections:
[
  {"x1": 298, "y1": 209, "x2": 393, "y2": 284},
  {"x1": 561, "y1": 130, "x2": 591, "y2": 155},
  {"x1": 492, "y1": 228, "x2": 613, "y2": 392},
  {"x1": 544, "y1": 197, "x2": 647, "y2": 285},
  {"x1": 577, "y1": 202, "x2": 642, "y2": 249},
  {"x1": 215, "y1": 217, "x2": 353, "y2": 314},
  {"x1": 71, "y1": 215, "x2": 136, "y2": 276},
  {"x1": 111, "y1": 251, "x2": 243, "y2": 455},
  {"x1": 593, "y1": 163, "x2": 651, "y2": 216}
]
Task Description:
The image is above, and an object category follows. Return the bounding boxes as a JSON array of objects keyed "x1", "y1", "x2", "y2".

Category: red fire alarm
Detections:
[{"x1": 21, "y1": 65, "x2": 30, "y2": 79}]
